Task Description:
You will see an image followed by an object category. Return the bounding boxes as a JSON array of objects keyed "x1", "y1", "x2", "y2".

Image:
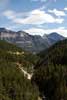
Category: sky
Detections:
[{"x1": 0, "y1": 0, "x2": 67, "y2": 37}]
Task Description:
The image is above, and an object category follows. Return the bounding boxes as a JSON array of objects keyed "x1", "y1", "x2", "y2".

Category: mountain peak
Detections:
[
  {"x1": 0, "y1": 28, "x2": 15, "y2": 33},
  {"x1": 0, "y1": 28, "x2": 7, "y2": 32},
  {"x1": 0, "y1": 28, "x2": 65, "y2": 53},
  {"x1": 17, "y1": 31, "x2": 29, "y2": 36},
  {"x1": 47, "y1": 32, "x2": 64, "y2": 41}
]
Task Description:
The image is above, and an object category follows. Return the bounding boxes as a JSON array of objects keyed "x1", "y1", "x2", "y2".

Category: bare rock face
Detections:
[{"x1": 0, "y1": 28, "x2": 65, "y2": 53}]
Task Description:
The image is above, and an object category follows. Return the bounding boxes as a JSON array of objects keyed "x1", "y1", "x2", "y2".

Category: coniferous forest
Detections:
[
  {"x1": 0, "y1": 39, "x2": 67, "y2": 100},
  {"x1": 32, "y1": 39, "x2": 67, "y2": 100},
  {"x1": 0, "y1": 40, "x2": 39, "y2": 100},
  {"x1": 0, "y1": 0, "x2": 67, "y2": 100}
]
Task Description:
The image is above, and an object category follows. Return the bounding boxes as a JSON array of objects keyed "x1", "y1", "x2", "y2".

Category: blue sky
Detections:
[{"x1": 0, "y1": 0, "x2": 67, "y2": 36}]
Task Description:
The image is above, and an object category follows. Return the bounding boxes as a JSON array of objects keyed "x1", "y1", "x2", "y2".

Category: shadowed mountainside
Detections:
[{"x1": 32, "y1": 39, "x2": 67, "y2": 100}]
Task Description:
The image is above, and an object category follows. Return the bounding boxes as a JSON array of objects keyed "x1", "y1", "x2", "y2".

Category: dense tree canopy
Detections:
[
  {"x1": 0, "y1": 40, "x2": 39, "y2": 100},
  {"x1": 33, "y1": 39, "x2": 67, "y2": 100}
]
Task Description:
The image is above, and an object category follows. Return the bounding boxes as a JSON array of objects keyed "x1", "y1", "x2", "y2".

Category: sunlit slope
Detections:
[{"x1": 0, "y1": 40, "x2": 39, "y2": 100}]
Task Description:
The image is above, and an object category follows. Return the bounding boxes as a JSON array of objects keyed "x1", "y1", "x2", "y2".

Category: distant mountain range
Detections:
[{"x1": 0, "y1": 28, "x2": 65, "y2": 53}]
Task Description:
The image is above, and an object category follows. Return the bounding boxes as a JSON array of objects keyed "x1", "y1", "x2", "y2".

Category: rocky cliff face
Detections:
[{"x1": 0, "y1": 28, "x2": 65, "y2": 53}]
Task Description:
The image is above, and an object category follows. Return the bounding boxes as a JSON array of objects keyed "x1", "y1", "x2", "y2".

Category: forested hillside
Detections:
[
  {"x1": 0, "y1": 40, "x2": 38, "y2": 73},
  {"x1": 32, "y1": 39, "x2": 67, "y2": 100},
  {"x1": 0, "y1": 40, "x2": 39, "y2": 100}
]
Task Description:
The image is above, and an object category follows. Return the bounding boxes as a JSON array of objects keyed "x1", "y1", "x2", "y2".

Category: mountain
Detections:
[
  {"x1": 0, "y1": 40, "x2": 39, "y2": 100},
  {"x1": 0, "y1": 28, "x2": 50, "y2": 52},
  {"x1": 43, "y1": 32, "x2": 65, "y2": 44},
  {"x1": 32, "y1": 39, "x2": 67, "y2": 100},
  {"x1": 0, "y1": 28, "x2": 17, "y2": 43},
  {"x1": 35, "y1": 39, "x2": 67, "y2": 67},
  {"x1": 0, "y1": 40, "x2": 38, "y2": 73},
  {"x1": 15, "y1": 31, "x2": 50, "y2": 53},
  {"x1": 0, "y1": 28, "x2": 65, "y2": 53}
]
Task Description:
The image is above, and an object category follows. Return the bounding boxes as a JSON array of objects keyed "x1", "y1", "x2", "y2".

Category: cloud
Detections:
[
  {"x1": 25, "y1": 28, "x2": 45, "y2": 35},
  {"x1": 31, "y1": 0, "x2": 47, "y2": 2},
  {"x1": 3, "y1": 10, "x2": 15, "y2": 19},
  {"x1": 48, "y1": 9, "x2": 66, "y2": 17},
  {"x1": 25, "y1": 27, "x2": 67, "y2": 37},
  {"x1": 64, "y1": 7, "x2": 67, "y2": 11},
  {"x1": 3, "y1": 9, "x2": 64, "y2": 25}
]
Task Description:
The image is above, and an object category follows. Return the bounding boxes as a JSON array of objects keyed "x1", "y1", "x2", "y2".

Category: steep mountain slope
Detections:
[
  {"x1": 43, "y1": 32, "x2": 65, "y2": 44},
  {"x1": 15, "y1": 32, "x2": 50, "y2": 53},
  {"x1": 37, "y1": 39, "x2": 67, "y2": 63},
  {"x1": 0, "y1": 40, "x2": 39, "y2": 100},
  {"x1": 0, "y1": 28, "x2": 50, "y2": 52},
  {"x1": 0, "y1": 28, "x2": 65, "y2": 53},
  {"x1": 32, "y1": 39, "x2": 67, "y2": 100}
]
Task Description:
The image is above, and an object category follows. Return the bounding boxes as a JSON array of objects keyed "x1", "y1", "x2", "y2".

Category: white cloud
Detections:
[
  {"x1": 3, "y1": 10, "x2": 16, "y2": 19},
  {"x1": 41, "y1": 0, "x2": 47, "y2": 2},
  {"x1": 25, "y1": 28, "x2": 45, "y2": 36},
  {"x1": 31, "y1": 0, "x2": 38, "y2": 1},
  {"x1": 6, "y1": 25, "x2": 18, "y2": 30},
  {"x1": 3, "y1": 9, "x2": 64, "y2": 25},
  {"x1": 48, "y1": 9, "x2": 66, "y2": 17},
  {"x1": 25, "y1": 27, "x2": 67, "y2": 37},
  {"x1": 64, "y1": 7, "x2": 67, "y2": 11},
  {"x1": 31, "y1": 0, "x2": 47, "y2": 2}
]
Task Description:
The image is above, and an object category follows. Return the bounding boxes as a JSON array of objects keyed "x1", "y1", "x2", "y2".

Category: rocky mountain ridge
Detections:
[{"x1": 0, "y1": 28, "x2": 65, "y2": 53}]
